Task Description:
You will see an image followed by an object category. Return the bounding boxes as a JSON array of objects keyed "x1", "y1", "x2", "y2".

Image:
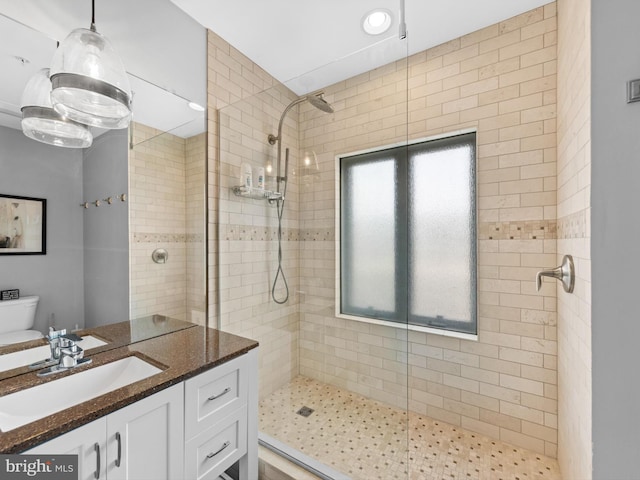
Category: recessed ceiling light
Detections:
[
  {"x1": 362, "y1": 9, "x2": 392, "y2": 35},
  {"x1": 188, "y1": 101, "x2": 205, "y2": 112}
]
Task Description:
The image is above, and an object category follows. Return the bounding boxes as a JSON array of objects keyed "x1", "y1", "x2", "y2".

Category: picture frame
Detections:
[{"x1": 0, "y1": 194, "x2": 46, "y2": 255}]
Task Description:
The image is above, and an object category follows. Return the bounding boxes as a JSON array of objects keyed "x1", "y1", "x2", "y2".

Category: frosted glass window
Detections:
[
  {"x1": 340, "y1": 152, "x2": 400, "y2": 321},
  {"x1": 339, "y1": 132, "x2": 476, "y2": 335},
  {"x1": 408, "y1": 136, "x2": 476, "y2": 334}
]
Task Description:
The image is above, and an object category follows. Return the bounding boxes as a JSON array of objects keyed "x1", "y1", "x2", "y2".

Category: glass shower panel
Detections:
[
  {"x1": 128, "y1": 115, "x2": 207, "y2": 326},
  {"x1": 216, "y1": 22, "x2": 410, "y2": 480}
]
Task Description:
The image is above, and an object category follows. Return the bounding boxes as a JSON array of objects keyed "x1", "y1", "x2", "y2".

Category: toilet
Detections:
[{"x1": 0, "y1": 296, "x2": 44, "y2": 346}]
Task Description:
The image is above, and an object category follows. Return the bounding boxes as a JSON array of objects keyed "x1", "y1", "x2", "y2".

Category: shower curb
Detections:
[{"x1": 259, "y1": 432, "x2": 351, "y2": 480}]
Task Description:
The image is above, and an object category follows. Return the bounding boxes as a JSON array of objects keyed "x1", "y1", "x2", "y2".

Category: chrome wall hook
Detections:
[{"x1": 536, "y1": 254, "x2": 575, "y2": 293}]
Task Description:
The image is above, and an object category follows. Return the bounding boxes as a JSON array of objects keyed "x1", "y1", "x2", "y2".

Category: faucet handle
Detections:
[
  {"x1": 59, "y1": 336, "x2": 75, "y2": 348},
  {"x1": 60, "y1": 344, "x2": 84, "y2": 368},
  {"x1": 536, "y1": 255, "x2": 575, "y2": 293},
  {"x1": 47, "y1": 327, "x2": 67, "y2": 340}
]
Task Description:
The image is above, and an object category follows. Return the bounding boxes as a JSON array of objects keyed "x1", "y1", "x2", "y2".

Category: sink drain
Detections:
[{"x1": 296, "y1": 406, "x2": 314, "y2": 417}]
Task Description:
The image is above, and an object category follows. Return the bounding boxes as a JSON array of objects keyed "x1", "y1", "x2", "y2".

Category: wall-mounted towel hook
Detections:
[{"x1": 536, "y1": 254, "x2": 575, "y2": 293}]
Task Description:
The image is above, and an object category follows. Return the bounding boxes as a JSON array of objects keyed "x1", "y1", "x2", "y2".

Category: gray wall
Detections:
[
  {"x1": 82, "y1": 130, "x2": 129, "y2": 328},
  {"x1": 592, "y1": 0, "x2": 640, "y2": 476},
  {"x1": 0, "y1": 126, "x2": 84, "y2": 333}
]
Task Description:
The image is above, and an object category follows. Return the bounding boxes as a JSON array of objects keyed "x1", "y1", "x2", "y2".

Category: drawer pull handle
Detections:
[
  {"x1": 206, "y1": 441, "x2": 230, "y2": 459},
  {"x1": 94, "y1": 442, "x2": 100, "y2": 479},
  {"x1": 207, "y1": 387, "x2": 231, "y2": 401},
  {"x1": 115, "y1": 432, "x2": 122, "y2": 467}
]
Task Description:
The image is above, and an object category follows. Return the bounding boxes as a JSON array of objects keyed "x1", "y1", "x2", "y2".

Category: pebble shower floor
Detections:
[{"x1": 259, "y1": 376, "x2": 562, "y2": 480}]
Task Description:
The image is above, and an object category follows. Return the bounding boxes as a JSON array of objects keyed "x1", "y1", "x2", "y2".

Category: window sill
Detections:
[{"x1": 335, "y1": 312, "x2": 478, "y2": 342}]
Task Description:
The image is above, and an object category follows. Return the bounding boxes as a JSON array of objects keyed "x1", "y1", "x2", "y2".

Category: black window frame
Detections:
[{"x1": 338, "y1": 131, "x2": 477, "y2": 336}]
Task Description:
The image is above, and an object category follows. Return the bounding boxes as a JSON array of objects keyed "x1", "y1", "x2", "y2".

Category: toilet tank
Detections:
[{"x1": 0, "y1": 296, "x2": 39, "y2": 334}]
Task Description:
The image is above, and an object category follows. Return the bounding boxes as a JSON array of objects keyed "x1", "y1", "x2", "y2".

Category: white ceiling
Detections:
[
  {"x1": 0, "y1": 0, "x2": 551, "y2": 138},
  {"x1": 0, "y1": 0, "x2": 206, "y2": 137},
  {"x1": 172, "y1": 0, "x2": 552, "y2": 95}
]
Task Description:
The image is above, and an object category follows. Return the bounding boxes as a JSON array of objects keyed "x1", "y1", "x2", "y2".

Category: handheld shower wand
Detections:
[
  {"x1": 272, "y1": 148, "x2": 290, "y2": 304},
  {"x1": 268, "y1": 92, "x2": 334, "y2": 304}
]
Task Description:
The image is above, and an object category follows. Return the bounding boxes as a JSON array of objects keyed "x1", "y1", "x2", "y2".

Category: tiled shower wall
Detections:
[
  {"x1": 186, "y1": 133, "x2": 207, "y2": 326},
  {"x1": 206, "y1": 3, "x2": 561, "y2": 459},
  {"x1": 207, "y1": 31, "x2": 303, "y2": 397},
  {"x1": 299, "y1": 4, "x2": 559, "y2": 457},
  {"x1": 557, "y1": 0, "x2": 592, "y2": 476},
  {"x1": 129, "y1": 122, "x2": 206, "y2": 322}
]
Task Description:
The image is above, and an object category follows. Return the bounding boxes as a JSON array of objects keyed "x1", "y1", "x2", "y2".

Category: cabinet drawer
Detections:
[
  {"x1": 185, "y1": 405, "x2": 247, "y2": 480},
  {"x1": 185, "y1": 354, "x2": 248, "y2": 438}
]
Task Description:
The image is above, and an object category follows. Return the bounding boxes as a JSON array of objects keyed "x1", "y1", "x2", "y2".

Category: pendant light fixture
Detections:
[
  {"x1": 49, "y1": 0, "x2": 132, "y2": 129},
  {"x1": 21, "y1": 68, "x2": 93, "y2": 148}
]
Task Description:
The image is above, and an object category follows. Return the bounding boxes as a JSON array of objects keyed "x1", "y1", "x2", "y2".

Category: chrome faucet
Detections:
[
  {"x1": 35, "y1": 328, "x2": 92, "y2": 376},
  {"x1": 59, "y1": 340, "x2": 85, "y2": 368},
  {"x1": 28, "y1": 327, "x2": 68, "y2": 369},
  {"x1": 47, "y1": 327, "x2": 66, "y2": 362}
]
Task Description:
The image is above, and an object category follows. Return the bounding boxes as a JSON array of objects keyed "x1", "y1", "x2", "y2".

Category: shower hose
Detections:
[{"x1": 271, "y1": 178, "x2": 289, "y2": 304}]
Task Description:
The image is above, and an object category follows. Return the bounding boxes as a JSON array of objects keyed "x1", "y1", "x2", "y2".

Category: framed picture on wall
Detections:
[{"x1": 0, "y1": 194, "x2": 46, "y2": 255}]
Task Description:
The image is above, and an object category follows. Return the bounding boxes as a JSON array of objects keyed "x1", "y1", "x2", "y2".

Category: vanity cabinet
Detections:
[
  {"x1": 26, "y1": 382, "x2": 184, "y2": 480},
  {"x1": 107, "y1": 382, "x2": 184, "y2": 480},
  {"x1": 22, "y1": 349, "x2": 258, "y2": 480},
  {"x1": 184, "y1": 353, "x2": 249, "y2": 480},
  {"x1": 26, "y1": 417, "x2": 107, "y2": 480}
]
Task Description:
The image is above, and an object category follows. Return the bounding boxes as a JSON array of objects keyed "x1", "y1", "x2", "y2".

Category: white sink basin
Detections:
[
  {"x1": 0, "y1": 336, "x2": 107, "y2": 372},
  {"x1": 0, "y1": 356, "x2": 162, "y2": 431}
]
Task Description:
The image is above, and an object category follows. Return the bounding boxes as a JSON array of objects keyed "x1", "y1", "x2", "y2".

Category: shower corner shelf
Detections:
[{"x1": 232, "y1": 185, "x2": 283, "y2": 201}]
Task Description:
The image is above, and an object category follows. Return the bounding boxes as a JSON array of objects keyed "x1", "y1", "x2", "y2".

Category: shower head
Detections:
[
  {"x1": 306, "y1": 94, "x2": 334, "y2": 113},
  {"x1": 268, "y1": 92, "x2": 335, "y2": 145}
]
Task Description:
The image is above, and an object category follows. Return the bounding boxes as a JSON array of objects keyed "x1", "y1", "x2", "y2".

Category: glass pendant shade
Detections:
[
  {"x1": 50, "y1": 27, "x2": 132, "y2": 129},
  {"x1": 298, "y1": 150, "x2": 321, "y2": 185},
  {"x1": 21, "y1": 68, "x2": 93, "y2": 149}
]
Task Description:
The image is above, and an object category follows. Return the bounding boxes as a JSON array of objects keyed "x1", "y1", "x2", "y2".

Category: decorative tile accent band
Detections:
[
  {"x1": 220, "y1": 225, "x2": 299, "y2": 241},
  {"x1": 133, "y1": 233, "x2": 204, "y2": 243},
  {"x1": 301, "y1": 229, "x2": 335, "y2": 242},
  {"x1": 479, "y1": 220, "x2": 557, "y2": 240},
  {"x1": 218, "y1": 225, "x2": 336, "y2": 242},
  {"x1": 220, "y1": 223, "x2": 564, "y2": 242},
  {"x1": 557, "y1": 210, "x2": 587, "y2": 239}
]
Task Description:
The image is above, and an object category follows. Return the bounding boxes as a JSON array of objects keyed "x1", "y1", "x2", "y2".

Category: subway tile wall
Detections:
[
  {"x1": 207, "y1": 31, "x2": 304, "y2": 397},
  {"x1": 129, "y1": 122, "x2": 206, "y2": 323},
  {"x1": 298, "y1": 4, "x2": 559, "y2": 457},
  {"x1": 557, "y1": 0, "x2": 592, "y2": 476},
  {"x1": 207, "y1": 4, "x2": 562, "y2": 459},
  {"x1": 186, "y1": 133, "x2": 207, "y2": 325}
]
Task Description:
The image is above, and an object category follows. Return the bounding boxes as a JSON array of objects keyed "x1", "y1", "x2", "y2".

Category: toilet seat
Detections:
[{"x1": 0, "y1": 329, "x2": 43, "y2": 346}]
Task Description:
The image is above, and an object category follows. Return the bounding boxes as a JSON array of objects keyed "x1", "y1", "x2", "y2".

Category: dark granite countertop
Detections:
[
  {"x1": 0, "y1": 324, "x2": 258, "y2": 453},
  {"x1": 0, "y1": 315, "x2": 196, "y2": 381}
]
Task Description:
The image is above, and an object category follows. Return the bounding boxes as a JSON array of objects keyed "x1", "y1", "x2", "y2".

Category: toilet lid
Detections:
[{"x1": 0, "y1": 330, "x2": 44, "y2": 345}]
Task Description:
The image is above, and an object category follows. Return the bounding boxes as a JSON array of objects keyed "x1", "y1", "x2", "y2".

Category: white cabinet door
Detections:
[
  {"x1": 25, "y1": 417, "x2": 107, "y2": 480},
  {"x1": 106, "y1": 383, "x2": 184, "y2": 480}
]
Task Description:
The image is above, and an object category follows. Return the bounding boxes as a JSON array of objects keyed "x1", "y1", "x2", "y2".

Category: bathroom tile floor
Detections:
[{"x1": 259, "y1": 376, "x2": 562, "y2": 480}]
